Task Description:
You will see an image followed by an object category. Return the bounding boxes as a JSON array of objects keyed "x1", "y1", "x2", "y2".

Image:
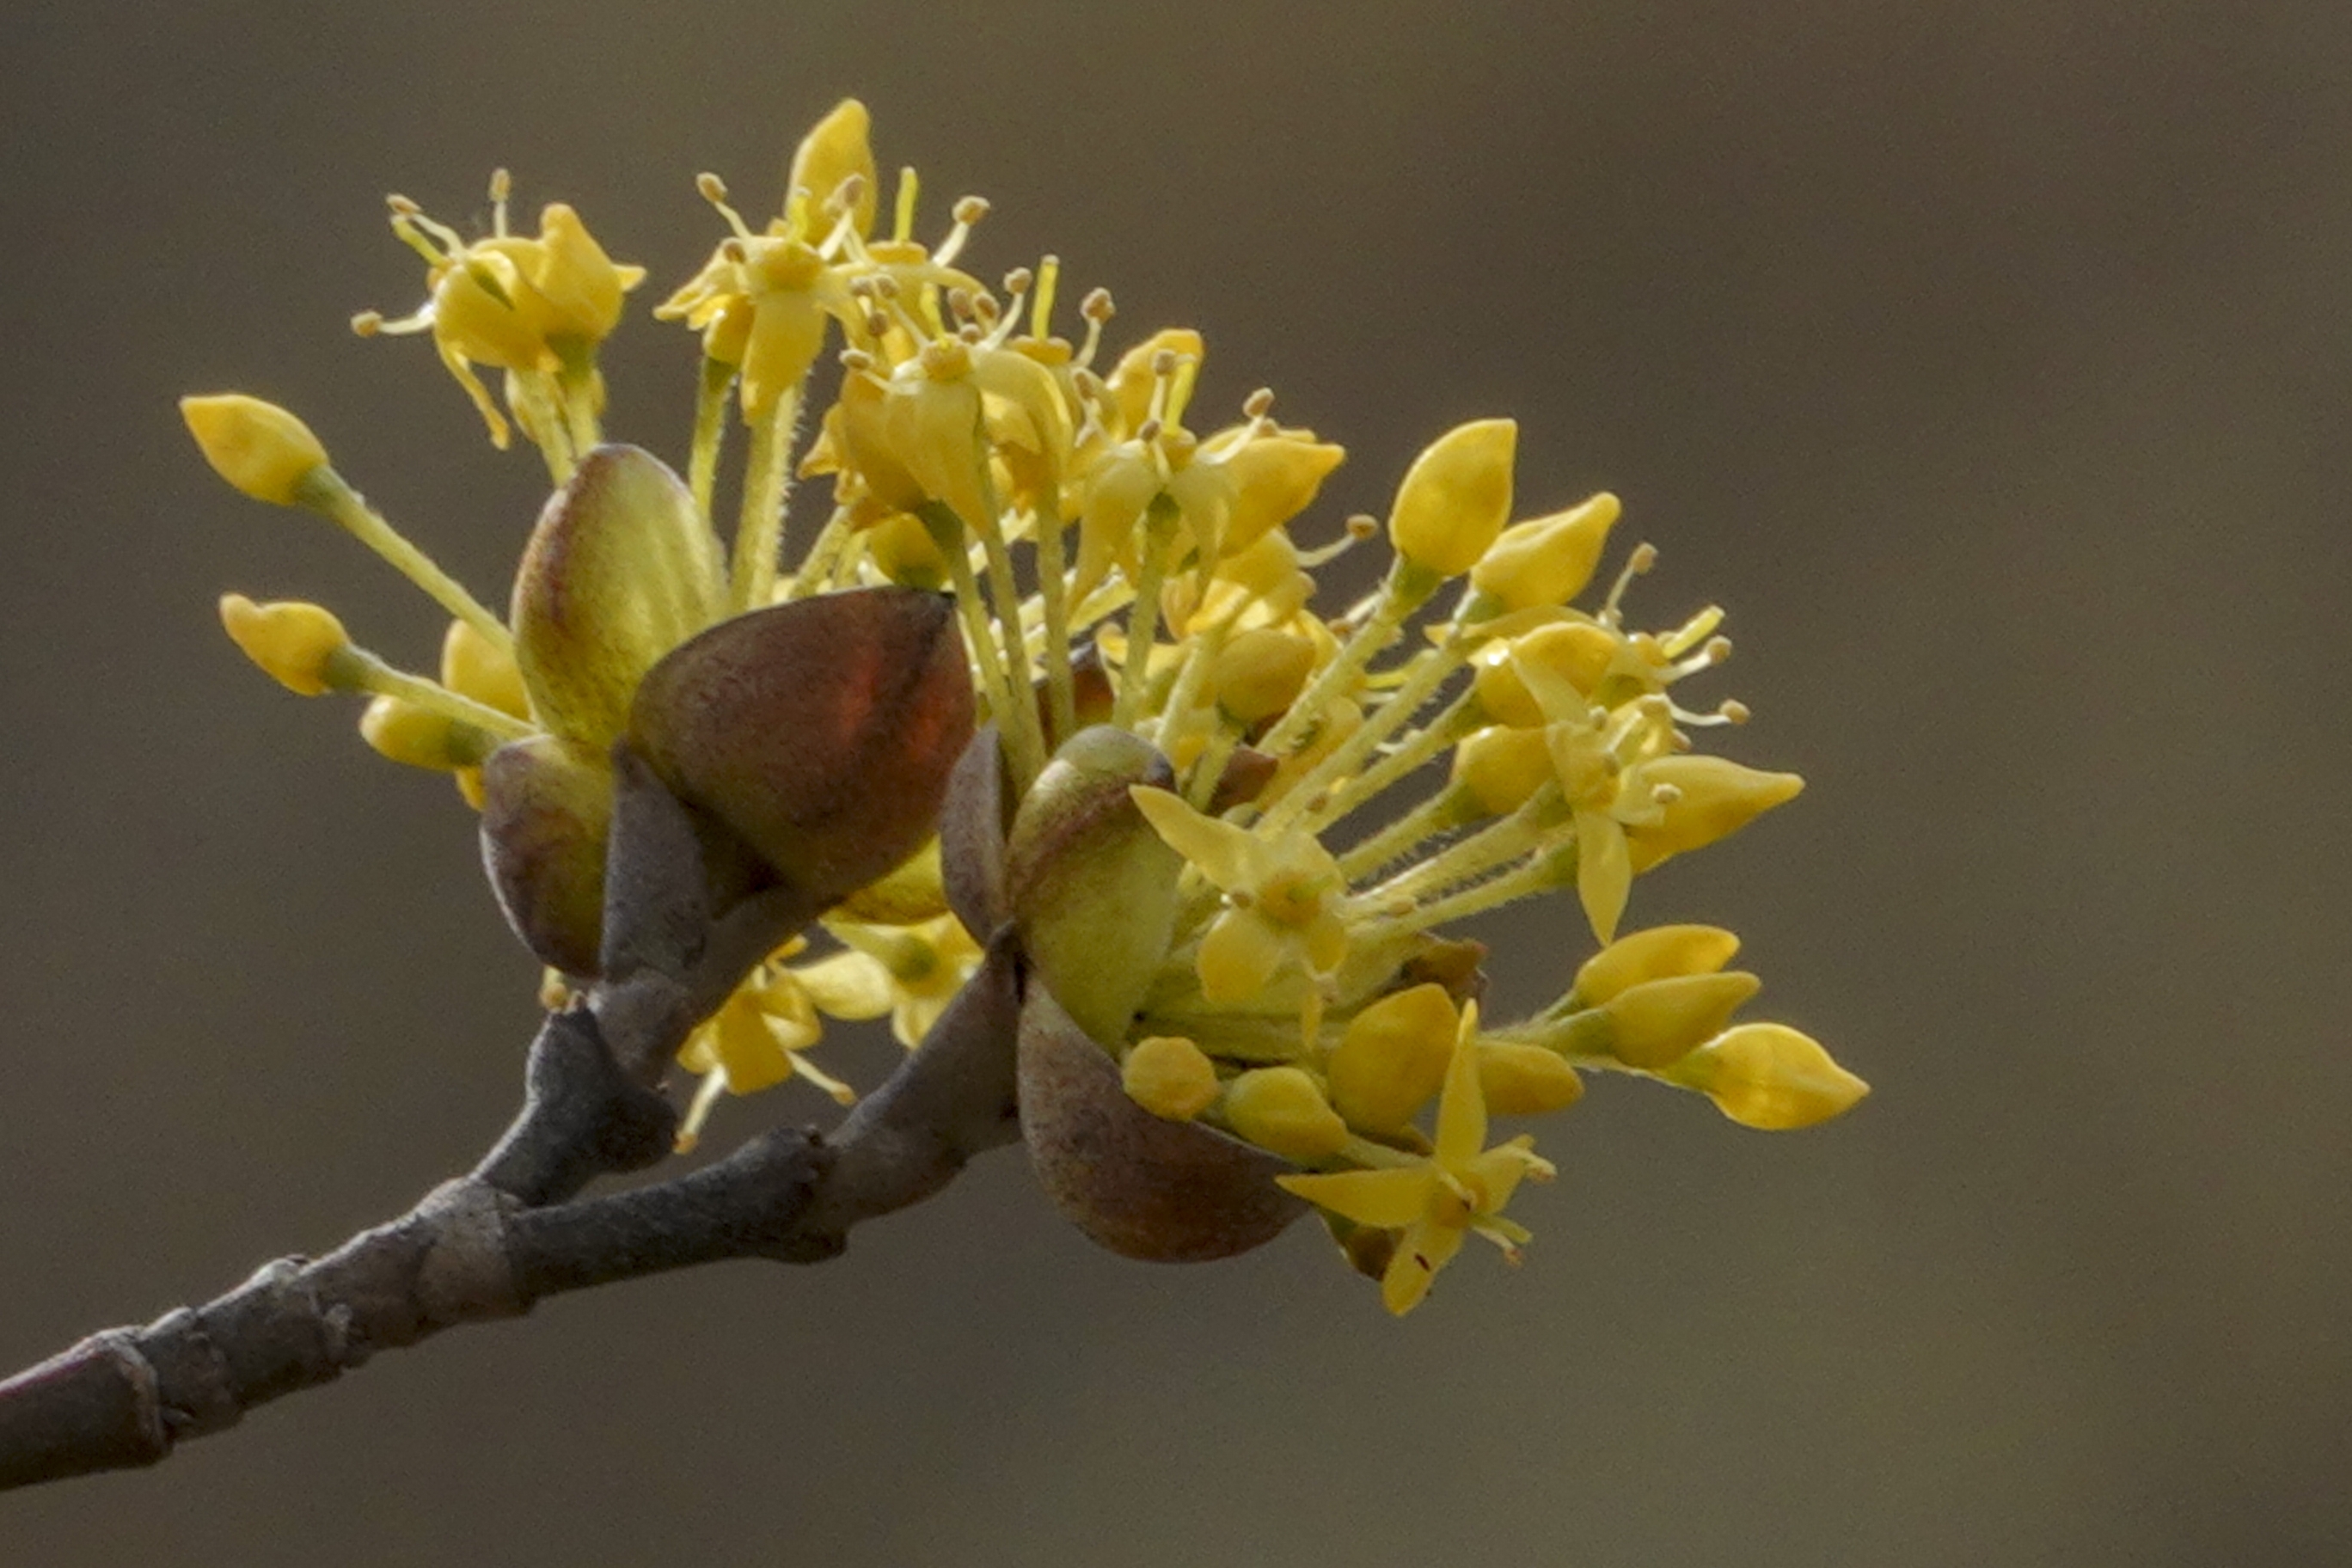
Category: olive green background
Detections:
[{"x1": 3, "y1": 3, "x2": 2346, "y2": 1564}]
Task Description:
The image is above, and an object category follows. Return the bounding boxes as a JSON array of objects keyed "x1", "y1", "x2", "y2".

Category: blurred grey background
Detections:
[{"x1": 3, "y1": 2, "x2": 2347, "y2": 1564}]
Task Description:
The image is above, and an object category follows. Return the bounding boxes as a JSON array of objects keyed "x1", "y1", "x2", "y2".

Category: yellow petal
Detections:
[
  {"x1": 1574, "y1": 808, "x2": 1632, "y2": 945},
  {"x1": 792, "y1": 951, "x2": 896, "y2": 1020},
  {"x1": 1625, "y1": 756, "x2": 1804, "y2": 868},
  {"x1": 1277, "y1": 1166, "x2": 1436, "y2": 1230},
  {"x1": 1381, "y1": 1210, "x2": 1469, "y2": 1315},
  {"x1": 1432, "y1": 1010, "x2": 1489, "y2": 1170},
  {"x1": 788, "y1": 98, "x2": 879, "y2": 241},
  {"x1": 1129, "y1": 786, "x2": 1260, "y2": 890}
]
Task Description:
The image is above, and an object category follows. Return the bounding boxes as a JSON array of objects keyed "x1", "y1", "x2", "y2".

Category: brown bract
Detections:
[
  {"x1": 1017, "y1": 986, "x2": 1305, "y2": 1263},
  {"x1": 628, "y1": 587, "x2": 973, "y2": 908}
]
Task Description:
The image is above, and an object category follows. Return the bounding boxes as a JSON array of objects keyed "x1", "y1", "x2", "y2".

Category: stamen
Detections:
[
  {"x1": 1075, "y1": 286, "x2": 1115, "y2": 368},
  {"x1": 1601, "y1": 542, "x2": 1658, "y2": 626},
  {"x1": 933, "y1": 193, "x2": 989, "y2": 266},
  {"x1": 487, "y1": 168, "x2": 511, "y2": 236},
  {"x1": 695, "y1": 172, "x2": 759, "y2": 242}
]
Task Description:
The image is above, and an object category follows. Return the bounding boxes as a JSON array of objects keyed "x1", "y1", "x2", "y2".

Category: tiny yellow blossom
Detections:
[
  {"x1": 217, "y1": 594, "x2": 349, "y2": 695},
  {"x1": 1476, "y1": 1043, "x2": 1585, "y2": 1115},
  {"x1": 1210, "y1": 628, "x2": 1316, "y2": 726},
  {"x1": 1130, "y1": 786, "x2": 1352, "y2": 1002},
  {"x1": 1281, "y1": 1005, "x2": 1556, "y2": 1314},
  {"x1": 181, "y1": 395, "x2": 330, "y2": 506}
]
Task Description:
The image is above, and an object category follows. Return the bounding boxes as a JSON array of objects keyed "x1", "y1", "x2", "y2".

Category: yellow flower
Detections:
[
  {"x1": 1130, "y1": 786, "x2": 1351, "y2": 1003},
  {"x1": 360, "y1": 180, "x2": 645, "y2": 447},
  {"x1": 1280, "y1": 1004, "x2": 1556, "y2": 1314},
  {"x1": 795, "y1": 913, "x2": 983, "y2": 1048}
]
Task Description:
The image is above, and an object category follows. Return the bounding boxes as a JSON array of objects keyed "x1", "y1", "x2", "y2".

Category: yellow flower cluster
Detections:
[{"x1": 183, "y1": 100, "x2": 1865, "y2": 1314}]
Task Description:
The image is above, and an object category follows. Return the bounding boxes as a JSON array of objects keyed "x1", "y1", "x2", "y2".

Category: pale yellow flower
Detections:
[
  {"x1": 1129, "y1": 786, "x2": 1351, "y2": 1003},
  {"x1": 1280, "y1": 1004, "x2": 1556, "y2": 1314}
]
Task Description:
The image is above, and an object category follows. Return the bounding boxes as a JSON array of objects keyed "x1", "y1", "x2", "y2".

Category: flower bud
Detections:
[
  {"x1": 788, "y1": 98, "x2": 879, "y2": 241},
  {"x1": 1220, "y1": 432, "x2": 1345, "y2": 554},
  {"x1": 1004, "y1": 726, "x2": 1183, "y2": 1046},
  {"x1": 1105, "y1": 328, "x2": 1204, "y2": 435},
  {"x1": 1210, "y1": 628, "x2": 1315, "y2": 726},
  {"x1": 1571, "y1": 924, "x2": 1742, "y2": 1006},
  {"x1": 1450, "y1": 725, "x2": 1553, "y2": 816},
  {"x1": 441, "y1": 618, "x2": 530, "y2": 720},
  {"x1": 1387, "y1": 418, "x2": 1516, "y2": 578},
  {"x1": 628, "y1": 586, "x2": 974, "y2": 910},
  {"x1": 1476, "y1": 1042, "x2": 1585, "y2": 1115},
  {"x1": 1122, "y1": 1035, "x2": 1222, "y2": 1122},
  {"x1": 525, "y1": 202, "x2": 641, "y2": 345},
  {"x1": 1675, "y1": 1023, "x2": 1869, "y2": 1130},
  {"x1": 181, "y1": 394, "x2": 330, "y2": 506},
  {"x1": 217, "y1": 594, "x2": 350, "y2": 695},
  {"x1": 1019, "y1": 984, "x2": 1304, "y2": 1262},
  {"x1": 1470, "y1": 492, "x2": 1621, "y2": 610},
  {"x1": 1326, "y1": 983, "x2": 1457, "y2": 1131},
  {"x1": 1222, "y1": 1067, "x2": 1351, "y2": 1162},
  {"x1": 1625, "y1": 756, "x2": 1804, "y2": 869},
  {"x1": 478, "y1": 734, "x2": 614, "y2": 977},
  {"x1": 862, "y1": 509, "x2": 952, "y2": 590},
  {"x1": 511, "y1": 444, "x2": 726, "y2": 750},
  {"x1": 1602, "y1": 971, "x2": 1761, "y2": 1069},
  {"x1": 358, "y1": 695, "x2": 495, "y2": 771}
]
